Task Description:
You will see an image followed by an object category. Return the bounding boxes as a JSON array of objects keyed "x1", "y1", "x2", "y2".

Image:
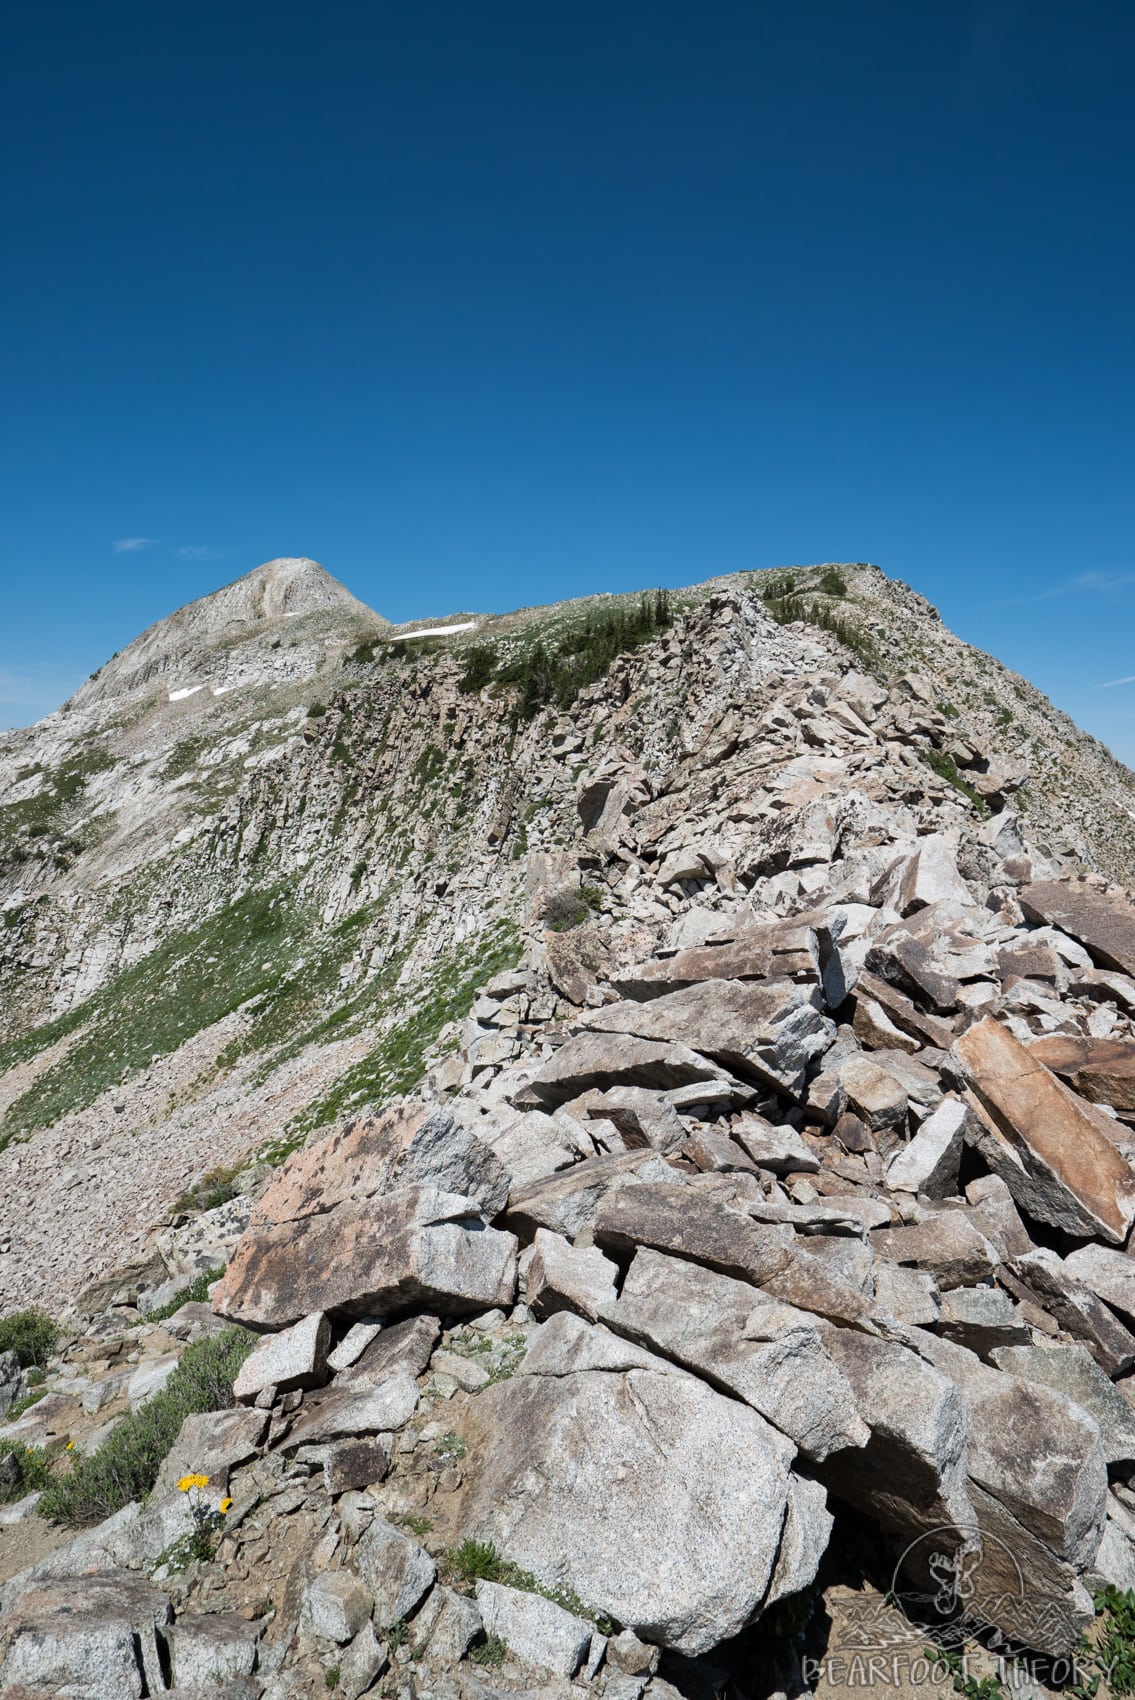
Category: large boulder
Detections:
[
  {"x1": 453, "y1": 1312, "x2": 825, "y2": 1656},
  {"x1": 0, "y1": 1572, "x2": 172, "y2": 1700},
  {"x1": 213, "y1": 1186, "x2": 517, "y2": 1328}
]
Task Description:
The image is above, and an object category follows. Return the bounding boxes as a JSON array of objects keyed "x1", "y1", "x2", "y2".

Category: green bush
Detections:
[
  {"x1": 38, "y1": 1327, "x2": 254, "y2": 1527},
  {"x1": 0, "y1": 1307, "x2": 60, "y2": 1369},
  {"x1": 816, "y1": 567, "x2": 847, "y2": 596},
  {"x1": 143, "y1": 1267, "x2": 225, "y2": 1325},
  {"x1": 0, "y1": 1439, "x2": 52, "y2": 1503}
]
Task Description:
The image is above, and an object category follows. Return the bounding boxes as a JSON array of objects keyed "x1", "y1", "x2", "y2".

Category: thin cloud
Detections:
[
  {"x1": 113, "y1": 536, "x2": 157, "y2": 553},
  {"x1": 1097, "y1": 674, "x2": 1135, "y2": 690},
  {"x1": 995, "y1": 570, "x2": 1135, "y2": 609}
]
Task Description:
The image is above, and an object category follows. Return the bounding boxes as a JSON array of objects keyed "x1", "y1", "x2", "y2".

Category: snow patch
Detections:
[
  {"x1": 396, "y1": 620, "x2": 479, "y2": 641},
  {"x1": 168, "y1": 685, "x2": 205, "y2": 702}
]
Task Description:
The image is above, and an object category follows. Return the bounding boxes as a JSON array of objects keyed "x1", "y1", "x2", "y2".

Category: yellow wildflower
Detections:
[
  {"x1": 65, "y1": 1440, "x2": 75, "y2": 1451},
  {"x1": 219, "y1": 1497, "x2": 233, "y2": 1514},
  {"x1": 176, "y1": 1473, "x2": 210, "y2": 1492}
]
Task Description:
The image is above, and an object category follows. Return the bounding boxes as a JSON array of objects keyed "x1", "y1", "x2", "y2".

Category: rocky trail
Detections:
[{"x1": 7, "y1": 561, "x2": 1135, "y2": 1697}]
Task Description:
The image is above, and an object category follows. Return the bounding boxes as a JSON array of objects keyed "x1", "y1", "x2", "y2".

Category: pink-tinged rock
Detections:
[
  {"x1": 1020, "y1": 879, "x2": 1135, "y2": 979},
  {"x1": 954, "y1": 1017, "x2": 1135, "y2": 1245},
  {"x1": 248, "y1": 1099, "x2": 508, "y2": 1227},
  {"x1": 1026, "y1": 1036, "x2": 1135, "y2": 1115},
  {"x1": 213, "y1": 1186, "x2": 517, "y2": 1329}
]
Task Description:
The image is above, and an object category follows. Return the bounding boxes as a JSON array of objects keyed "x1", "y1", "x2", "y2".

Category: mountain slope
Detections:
[{"x1": 1, "y1": 559, "x2": 1134, "y2": 1311}]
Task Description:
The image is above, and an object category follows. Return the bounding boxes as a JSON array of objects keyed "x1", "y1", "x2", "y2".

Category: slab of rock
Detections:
[
  {"x1": 884, "y1": 1098, "x2": 966, "y2": 1199},
  {"x1": 1020, "y1": 880, "x2": 1135, "y2": 979},
  {"x1": 0, "y1": 1572, "x2": 172, "y2": 1700},
  {"x1": 761, "y1": 1254, "x2": 881, "y2": 1332},
  {"x1": 213, "y1": 1186, "x2": 517, "y2": 1328},
  {"x1": 302, "y1": 1570, "x2": 374, "y2": 1643},
  {"x1": 455, "y1": 1314, "x2": 814, "y2": 1656},
  {"x1": 504, "y1": 1150, "x2": 673, "y2": 1240},
  {"x1": 939, "y1": 1286, "x2": 1030, "y2": 1359},
  {"x1": 233, "y1": 1310, "x2": 330, "y2": 1403},
  {"x1": 327, "y1": 1319, "x2": 384, "y2": 1373},
  {"x1": 605, "y1": 1247, "x2": 869, "y2": 1459},
  {"x1": 990, "y1": 1343, "x2": 1135, "y2": 1464},
  {"x1": 354, "y1": 1519, "x2": 436, "y2": 1629},
  {"x1": 319, "y1": 1437, "x2": 391, "y2": 1494},
  {"x1": 337, "y1": 1314, "x2": 440, "y2": 1387},
  {"x1": 1064, "y1": 1243, "x2": 1135, "y2": 1327},
  {"x1": 153, "y1": 1406, "x2": 268, "y2": 1498},
  {"x1": 284, "y1": 1372, "x2": 420, "y2": 1447},
  {"x1": 251, "y1": 1099, "x2": 509, "y2": 1226},
  {"x1": 838, "y1": 1054, "x2": 908, "y2": 1135},
  {"x1": 873, "y1": 1263, "x2": 940, "y2": 1326},
  {"x1": 475, "y1": 1579, "x2": 593, "y2": 1676},
  {"x1": 1027, "y1": 1035, "x2": 1135, "y2": 1114},
  {"x1": 576, "y1": 1086, "x2": 686, "y2": 1154},
  {"x1": 815, "y1": 1331, "x2": 974, "y2": 1548},
  {"x1": 514, "y1": 1032, "x2": 734, "y2": 1110},
  {"x1": 473, "y1": 1106, "x2": 591, "y2": 1193},
  {"x1": 853, "y1": 970, "x2": 957, "y2": 1050},
  {"x1": 578, "y1": 978, "x2": 834, "y2": 1098},
  {"x1": 1008, "y1": 1248, "x2": 1135, "y2": 1377},
  {"x1": 870, "y1": 1212, "x2": 999, "y2": 1290},
  {"x1": 731, "y1": 1115, "x2": 820, "y2": 1174},
  {"x1": 897, "y1": 833, "x2": 972, "y2": 915},
  {"x1": 168, "y1": 1612, "x2": 259, "y2": 1687},
  {"x1": 593, "y1": 1182, "x2": 793, "y2": 1285},
  {"x1": 955, "y1": 1016, "x2": 1135, "y2": 1244},
  {"x1": 339, "y1": 1621, "x2": 388, "y2": 1699},
  {"x1": 412, "y1": 1584, "x2": 483, "y2": 1663},
  {"x1": 612, "y1": 918, "x2": 826, "y2": 998},
  {"x1": 527, "y1": 1229, "x2": 619, "y2": 1322}
]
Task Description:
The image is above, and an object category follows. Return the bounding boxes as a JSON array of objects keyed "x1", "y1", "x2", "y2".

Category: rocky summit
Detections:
[{"x1": 6, "y1": 561, "x2": 1135, "y2": 1698}]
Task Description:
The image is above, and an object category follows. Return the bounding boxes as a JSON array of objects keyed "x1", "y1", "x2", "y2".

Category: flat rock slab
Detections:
[
  {"x1": 284, "y1": 1371, "x2": 420, "y2": 1447},
  {"x1": 1020, "y1": 880, "x2": 1135, "y2": 979},
  {"x1": 990, "y1": 1343, "x2": 1135, "y2": 1465},
  {"x1": 955, "y1": 1016, "x2": 1135, "y2": 1244},
  {"x1": 593, "y1": 1181, "x2": 793, "y2": 1285},
  {"x1": 249, "y1": 1099, "x2": 508, "y2": 1225},
  {"x1": 0, "y1": 1571, "x2": 172, "y2": 1700},
  {"x1": 337, "y1": 1314, "x2": 441, "y2": 1388},
  {"x1": 605, "y1": 1246, "x2": 869, "y2": 1459},
  {"x1": 153, "y1": 1405, "x2": 268, "y2": 1498},
  {"x1": 1027, "y1": 1035, "x2": 1135, "y2": 1114},
  {"x1": 233, "y1": 1309, "x2": 330, "y2": 1402},
  {"x1": 213, "y1": 1186, "x2": 517, "y2": 1327},
  {"x1": 870, "y1": 1212, "x2": 999, "y2": 1290},
  {"x1": 578, "y1": 978, "x2": 833, "y2": 1097},
  {"x1": 475, "y1": 1580, "x2": 593, "y2": 1677},
  {"x1": 514, "y1": 1031, "x2": 733, "y2": 1110},
  {"x1": 455, "y1": 1316, "x2": 810, "y2": 1656},
  {"x1": 1064, "y1": 1244, "x2": 1135, "y2": 1326},
  {"x1": 503, "y1": 1149, "x2": 673, "y2": 1240}
]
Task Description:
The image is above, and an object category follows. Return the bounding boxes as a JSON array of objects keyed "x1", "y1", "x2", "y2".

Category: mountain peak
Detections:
[{"x1": 70, "y1": 557, "x2": 385, "y2": 709}]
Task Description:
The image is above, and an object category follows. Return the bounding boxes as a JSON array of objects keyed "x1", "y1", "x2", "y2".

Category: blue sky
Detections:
[{"x1": 3, "y1": 2, "x2": 1134, "y2": 757}]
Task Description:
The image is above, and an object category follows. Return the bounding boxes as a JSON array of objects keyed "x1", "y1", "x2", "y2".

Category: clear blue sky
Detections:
[{"x1": 3, "y1": 3, "x2": 1134, "y2": 757}]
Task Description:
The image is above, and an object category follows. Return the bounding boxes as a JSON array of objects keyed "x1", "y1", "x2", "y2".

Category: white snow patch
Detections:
[
  {"x1": 168, "y1": 685, "x2": 205, "y2": 702},
  {"x1": 396, "y1": 620, "x2": 478, "y2": 641},
  {"x1": 211, "y1": 684, "x2": 240, "y2": 696}
]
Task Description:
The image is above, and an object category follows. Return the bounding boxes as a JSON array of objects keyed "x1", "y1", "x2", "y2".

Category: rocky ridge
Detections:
[{"x1": 7, "y1": 562, "x2": 1135, "y2": 1696}]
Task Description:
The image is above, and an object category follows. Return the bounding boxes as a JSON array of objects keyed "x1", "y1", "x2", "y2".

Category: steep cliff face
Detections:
[{"x1": 1, "y1": 559, "x2": 1134, "y2": 1311}]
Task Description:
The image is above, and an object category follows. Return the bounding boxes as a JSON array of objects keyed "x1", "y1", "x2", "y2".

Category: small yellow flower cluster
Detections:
[
  {"x1": 176, "y1": 1473, "x2": 210, "y2": 1493},
  {"x1": 219, "y1": 1497, "x2": 233, "y2": 1514}
]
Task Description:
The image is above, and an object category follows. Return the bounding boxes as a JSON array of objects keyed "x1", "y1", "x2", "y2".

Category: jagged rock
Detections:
[
  {"x1": 169, "y1": 1613, "x2": 260, "y2": 1687},
  {"x1": 411, "y1": 1584, "x2": 483, "y2": 1663},
  {"x1": 475, "y1": 1580, "x2": 594, "y2": 1676},
  {"x1": 604, "y1": 1246, "x2": 870, "y2": 1459},
  {"x1": 284, "y1": 1371, "x2": 420, "y2": 1447},
  {"x1": 0, "y1": 1573, "x2": 172, "y2": 1700},
  {"x1": 853, "y1": 970, "x2": 957, "y2": 1050},
  {"x1": 837, "y1": 1054, "x2": 907, "y2": 1135},
  {"x1": 516, "y1": 1031, "x2": 735, "y2": 1109},
  {"x1": 990, "y1": 1343, "x2": 1135, "y2": 1464},
  {"x1": 1064, "y1": 1243, "x2": 1135, "y2": 1327},
  {"x1": 339, "y1": 1620, "x2": 388, "y2": 1700},
  {"x1": 503, "y1": 1149, "x2": 673, "y2": 1240},
  {"x1": 1027, "y1": 1035, "x2": 1135, "y2": 1114},
  {"x1": 0, "y1": 1348, "x2": 22, "y2": 1419},
  {"x1": 337, "y1": 1314, "x2": 441, "y2": 1386},
  {"x1": 127, "y1": 1352, "x2": 179, "y2": 1408},
  {"x1": 1007, "y1": 1248, "x2": 1135, "y2": 1377},
  {"x1": 870, "y1": 1211, "x2": 999, "y2": 1290},
  {"x1": 456, "y1": 1312, "x2": 815, "y2": 1655},
  {"x1": 471, "y1": 1106, "x2": 590, "y2": 1192},
  {"x1": 578, "y1": 979, "x2": 834, "y2": 1097},
  {"x1": 883, "y1": 1097, "x2": 966, "y2": 1198},
  {"x1": 731, "y1": 1114, "x2": 820, "y2": 1174},
  {"x1": 526, "y1": 1229, "x2": 620, "y2": 1322},
  {"x1": 682, "y1": 1125, "x2": 762, "y2": 1174},
  {"x1": 896, "y1": 833, "x2": 972, "y2": 914},
  {"x1": 963, "y1": 1172, "x2": 1035, "y2": 1259},
  {"x1": 315, "y1": 1437, "x2": 391, "y2": 1494},
  {"x1": 326, "y1": 1319, "x2": 384, "y2": 1372},
  {"x1": 213, "y1": 1186, "x2": 517, "y2": 1327},
  {"x1": 573, "y1": 1086, "x2": 686, "y2": 1154},
  {"x1": 955, "y1": 1016, "x2": 1135, "y2": 1244},
  {"x1": 1020, "y1": 879, "x2": 1135, "y2": 979},
  {"x1": 592, "y1": 1182, "x2": 793, "y2": 1285},
  {"x1": 153, "y1": 1406, "x2": 268, "y2": 1498},
  {"x1": 938, "y1": 1286, "x2": 1030, "y2": 1359},
  {"x1": 872, "y1": 1262, "x2": 940, "y2": 1326},
  {"x1": 612, "y1": 915, "x2": 828, "y2": 998},
  {"x1": 815, "y1": 1331, "x2": 974, "y2": 1548},
  {"x1": 233, "y1": 1310, "x2": 331, "y2": 1403},
  {"x1": 354, "y1": 1519, "x2": 436, "y2": 1628},
  {"x1": 302, "y1": 1570, "x2": 374, "y2": 1643},
  {"x1": 249, "y1": 1100, "x2": 509, "y2": 1226}
]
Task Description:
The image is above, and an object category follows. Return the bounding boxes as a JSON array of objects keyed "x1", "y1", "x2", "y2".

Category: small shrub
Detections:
[
  {"x1": 386, "y1": 1619, "x2": 409, "y2": 1652},
  {"x1": 919, "y1": 748, "x2": 988, "y2": 814},
  {"x1": 307, "y1": 702, "x2": 327, "y2": 718},
  {"x1": 38, "y1": 1327, "x2": 254, "y2": 1527},
  {"x1": 0, "y1": 1308, "x2": 60, "y2": 1369},
  {"x1": 457, "y1": 646, "x2": 497, "y2": 693},
  {"x1": 471, "y1": 1634, "x2": 507, "y2": 1668},
  {"x1": 143, "y1": 1267, "x2": 224, "y2": 1325},
  {"x1": 0, "y1": 1440, "x2": 52, "y2": 1503},
  {"x1": 169, "y1": 1166, "x2": 241, "y2": 1219},
  {"x1": 442, "y1": 1538, "x2": 608, "y2": 1626},
  {"x1": 434, "y1": 1432, "x2": 467, "y2": 1461},
  {"x1": 816, "y1": 567, "x2": 847, "y2": 597},
  {"x1": 539, "y1": 888, "x2": 591, "y2": 932}
]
